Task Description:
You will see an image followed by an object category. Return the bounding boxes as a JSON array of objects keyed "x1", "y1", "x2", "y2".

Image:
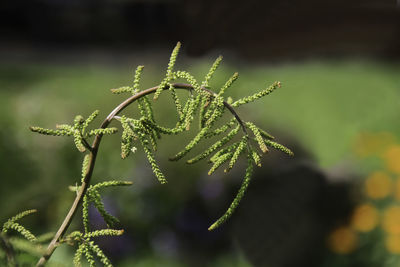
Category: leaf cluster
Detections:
[
  {"x1": 111, "y1": 42, "x2": 293, "y2": 230},
  {"x1": 1, "y1": 210, "x2": 52, "y2": 266},
  {"x1": 67, "y1": 180, "x2": 131, "y2": 267},
  {"x1": 30, "y1": 110, "x2": 118, "y2": 152},
  {"x1": 27, "y1": 42, "x2": 293, "y2": 266}
]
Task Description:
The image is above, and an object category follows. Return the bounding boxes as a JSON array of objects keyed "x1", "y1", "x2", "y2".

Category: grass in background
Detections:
[{"x1": 1, "y1": 57, "x2": 399, "y2": 266}]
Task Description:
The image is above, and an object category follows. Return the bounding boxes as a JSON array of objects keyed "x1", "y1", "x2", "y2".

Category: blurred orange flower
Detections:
[
  {"x1": 328, "y1": 226, "x2": 358, "y2": 254},
  {"x1": 351, "y1": 203, "x2": 379, "y2": 232},
  {"x1": 365, "y1": 171, "x2": 392, "y2": 199},
  {"x1": 353, "y1": 132, "x2": 395, "y2": 158},
  {"x1": 383, "y1": 206, "x2": 400, "y2": 234},
  {"x1": 383, "y1": 145, "x2": 400, "y2": 174}
]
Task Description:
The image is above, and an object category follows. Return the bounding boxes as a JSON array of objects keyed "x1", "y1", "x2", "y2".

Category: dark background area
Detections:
[{"x1": 1, "y1": 0, "x2": 399, "y2": 60}]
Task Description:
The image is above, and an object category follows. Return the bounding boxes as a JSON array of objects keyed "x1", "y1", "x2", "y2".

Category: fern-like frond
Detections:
[
  {"x1": 210, "y1": 142, "x2": 240, "y2": 163},
  {"x1": 132, "y1": 65, "x2": 144, "y2": 94},
  {"x1": 246, "y1": 122, "x2": 268, "y2": 153},
  {"x1": 86, "y1": 241, "x2": 112, "y2": 267},
  {"x1": 110, "y1": 86, "x2": 133, "y2": 94},
  {"x1": 231, "y1": 81, "x2": 281, "y2": 107},
  {"x1": 140, "y1": 136, "x2": 167, "y2": 184},
  {"x1": 84, "y1": 229, "x2": 124, "y2": 239},
  {"x1": 154, "y1": 42, "x2": 181, "y2": 100},
  {"x1": 81, "y1": 154, "x2": 90, "y2": 182},
  {"x1": 204, "y1": 118, "x2": 236, "y2": 138},
  {"x1": 83, "y1": 110, "x2": 100, "y2": 130},
  {"x1": 208, "y1": 157, "x2": 253, "y2": 231},
  {"x1": 2, "y1": 209, "x2": 37, "y2": 226},
  {"x1": 187, "y1": 124, "x2": 240, "y2": 164},
  {"x1": 88, "y1": 128, "x2": 118, "y2": 137},
  {"x1": 84, "y1": 180, "x2": 132, "y2": 228},
  {"x1": 167, "y1": 42, "x2": 181, "y2": 76},
  {"x1": 208, "y1": 152, "x2": 234, "y2": 175},
  {"x1": 169, "y1": 126, "x2": 210, "y2": 161},
  {"x1": 202, "y1": 55, "x2": 223, "y2": 87},
  {"x1": 73, "y1": 131, "x2": 86, "y2": 152},
  {"x1": 198, "y1": 94, "x2": 211, "y2": 129},
  {"x1": 250, "y1": 147, "x2": 262, "y2": 167},
  {"x1": 175, "y1": 71, "x2": 202, "y2": 93},
  {"x1": 73, "y1": 243, "x2": 85, "y2": 267},
  {"x1": 82, "y1": 194, "x2": 90, "y2": 233},
  {"x1": 120, "y1": 116, "x2": 136, "y2": 159},
  {"x1": 224, "y1": 136, "x2": 247, "y2": 173},
  {"x1": 29, "y1": 126, "x2": 72, "y2": 136},
  {"x1": 90, "y1": 180, "x2": 133, "y2": 191},
  {"x1": 169, "y1": 85, "x2": 183, "y2": 116},
  {"x1": 30, "y1": 111, "x2": 117, "y2": 153},
  {"x1": 3, "y1": 222, "x2": 37, "y2": 242},
  {"x1": 141, "y1": 118, "x2": 185, "y2": 135},
  {"x1": 183, "y1": 93, "x2": 202, "y2": 130},
  {"x1": 217, "y1": 72, "x2": 238, "y2": 97},
  {"x1": 84, "y1": 245, "x2": 96, "y2": 267},
  {"x1": 88, "y1": 189, "x2": 120, "y2": 228},
  {"x1": 259, "y1": 127, "x2": 275, "y2": 140},
  {"x1": 264, "y1": 140, "x2": 294, "y2": 156}
]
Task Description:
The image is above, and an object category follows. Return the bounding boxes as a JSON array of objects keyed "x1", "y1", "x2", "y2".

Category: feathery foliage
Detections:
[
  {"x1": 30, "y1": 110, "x2": 118, "y2": 153},
  {"x1": 107, "y1": 42, "x2": 292, "y2": 232},
  {"x1": 21, "y1": 42, "x2": 292, "y2": 266},
  {"x1": 68, "y1": 180, "x2": 130, "y2": 266},
  {"x1": 2, "y1": 210, "x2": 37, "y2": 242},
  {"x1": 1, "y1": 210, "x2": 53, "y2": 266}
]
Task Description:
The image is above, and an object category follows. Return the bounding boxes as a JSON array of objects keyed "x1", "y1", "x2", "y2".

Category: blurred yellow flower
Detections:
[
  {"x1": 365, "y1": 171, "x2": 392, "y2": 199},
  {"x1": 353, "y1": 132, "x2": 395, "y2": 158},
  {"x1": 385, "y1": 234, "x2": 400, "y2": 254},
  {"x1": 351, "y1": 203, "x2": 379, "y2": 232},
  {"x1": 383, "y1": 145, "x2": 400, "y2": 174},
  {"x1": 383, "y1": 206, "x2": 400, "y2": 234},
  {"x1": 328, "y1": 226, "x2": 358, "y2": 254},
  {"x1": 394, "y1": 178, "x2": 400, "y2": 201}
]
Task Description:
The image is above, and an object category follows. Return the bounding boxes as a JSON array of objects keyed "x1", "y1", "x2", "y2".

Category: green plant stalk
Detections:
[
  {"x1": 36, "y1": 83, "x2": 247, "y2": 266},
  {"x1": 0, "y1": 234, "x2": 16, "y2": 267}
]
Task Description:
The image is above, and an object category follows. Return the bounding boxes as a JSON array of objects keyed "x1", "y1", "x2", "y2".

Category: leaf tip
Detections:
[{"x1": 208, "y1": 223, "x2": 217, "y2": 231}]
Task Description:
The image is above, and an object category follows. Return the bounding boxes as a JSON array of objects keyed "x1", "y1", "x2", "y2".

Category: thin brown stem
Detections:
[
  {"x1": 0, "y1": 233, "x2": 17, "y2": 267},
  {"x1": 81, "y1": 138, "x2": 92, "y2": 152},
  {"x1": 36, "y1": 83, "x2": 246, "y2": 266}
]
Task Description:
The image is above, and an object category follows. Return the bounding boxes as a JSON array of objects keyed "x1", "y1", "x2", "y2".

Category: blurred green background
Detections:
[
  {"x1": 1, "y1": 1, "x2": 400, "y2": 266},
  {"x1": 1, "y1": 55, "x2": 399, "y2": 266}
]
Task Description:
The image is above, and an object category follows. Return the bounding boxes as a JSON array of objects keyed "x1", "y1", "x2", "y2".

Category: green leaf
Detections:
[
  {"x1": 169, "y1": 126, "x2": 210, "y2": 161},
  {"x1": 187, "y1": 124, "x2": 240, "y2": 164},
  {"x1": 73, "y1": 243, "x2": 85, "y2": 267},
  {"x1": 154, "y1": 42, "x2": 181, "y2": 100},
  {"x1": 110, "y1": 86, "x2": 133, "y2": 94},
  {"x1": 224, "y1": 136, "x2": 247, "y2": 172},
  {"x1": 85, "y1": 229, "x2": 124, "y2": 238},
  {"x1": 209, "y1": 157, "x2": 253, "y2": 231},
  {"x1": 86, "y1": 241, "x2": 112, "y2": 267},
  {"x1": 217, "y1": 72, "x2": 238, "y2": 97},
  {"x1": 246, "y1": 122, "x2": 268, "y2": 153},
  {"x1": 208, "y1": 152, "x2": 234, "y2": 175},
  {"x1": 264, "y1": 140, "x2": 294, "y2": 156},
  {"x1": 3, "y1": 222, "x2": 37, "y2": 242},
  {"x1": 202, "y1": 55, "x2": 223, "y2": 87},
  {"x1": 232, "y1": 81, "x2": 281, "y2": 107},
  {"x1": 2, "y1": 209, "x2": 37, "y2": 227}
]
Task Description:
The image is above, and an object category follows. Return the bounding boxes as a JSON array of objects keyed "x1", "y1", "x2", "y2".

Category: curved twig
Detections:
[
  {"x1": 0, "y1": 233, "x2": 17, "y2": 267},
  {"x1": 36, "y1": 83, "x2": 246, "y2": 266}
]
